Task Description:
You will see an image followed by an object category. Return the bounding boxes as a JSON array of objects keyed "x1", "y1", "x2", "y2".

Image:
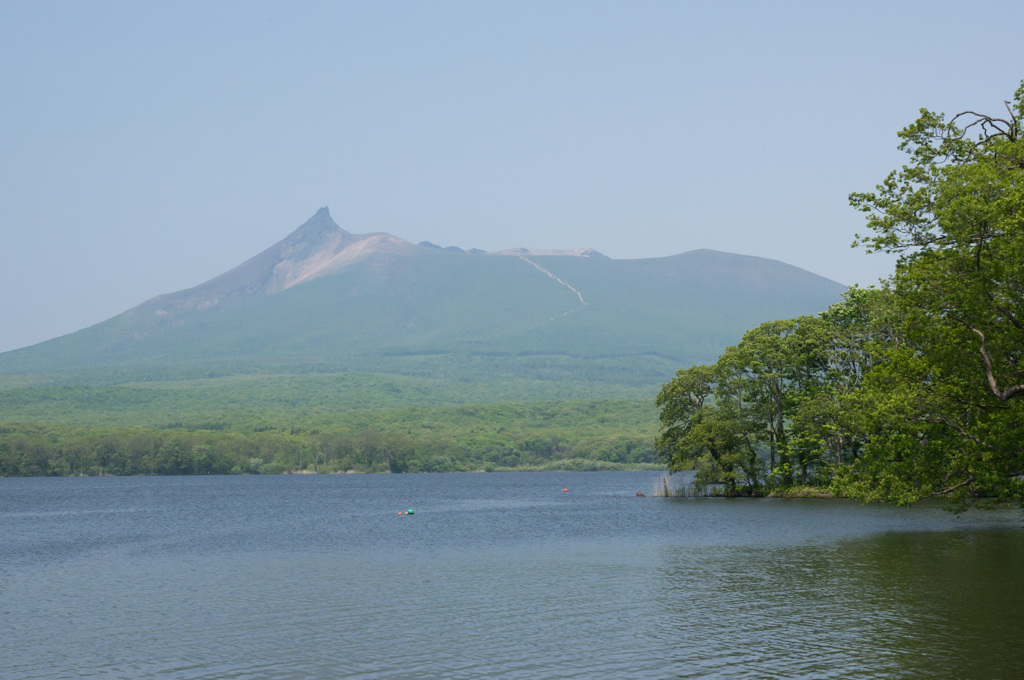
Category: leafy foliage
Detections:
[
  {"x1": 658, "y1": 84, "x2": 1024, "y2": 507},
  {"x1": 842, "y1": 82, "x2": 1024, "y2": 505},
  {"x1": 0, "y1": 398, "x2": 661, "y2": 476},
  {"x1": 656, "y1": 315, "x2": 837, "y2": 494}
]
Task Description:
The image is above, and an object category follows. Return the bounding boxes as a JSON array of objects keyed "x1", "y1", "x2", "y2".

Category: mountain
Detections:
[{"x1": 0, "y1": 208, "x2": 846, "y2": 387}]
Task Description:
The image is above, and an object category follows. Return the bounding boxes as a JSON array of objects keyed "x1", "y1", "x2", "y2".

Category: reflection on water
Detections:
[
  {"x1": 1, "y1": 474, "x2": 1021, "y2": 679},
  {"x1": 654, "y1": 530, "x2": 1024, "y2": 678}
]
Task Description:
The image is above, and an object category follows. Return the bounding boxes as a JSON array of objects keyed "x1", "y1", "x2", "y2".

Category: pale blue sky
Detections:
[{"x1": 1, "y1": 1, "x2": 1022, "y2": 353}]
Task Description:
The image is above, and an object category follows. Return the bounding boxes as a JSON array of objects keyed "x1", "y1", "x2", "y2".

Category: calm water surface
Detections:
[{"x1": 2, "y1": 472, "x2": 1022, "y2": 679}]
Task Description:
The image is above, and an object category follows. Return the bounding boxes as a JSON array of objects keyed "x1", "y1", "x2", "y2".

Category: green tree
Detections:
[
  {"x1": 788, "y1": 287, "x2": 883, "y2": 474},
  {"x1": 655, "y1": 360, "x2": 763, "y2": 494},
  {"x1": 842, "y1": 83, "x2": 1024, "y2": 505},
  {"x1": 717, "y1": 317, "x2": 829, "y2": 486}
]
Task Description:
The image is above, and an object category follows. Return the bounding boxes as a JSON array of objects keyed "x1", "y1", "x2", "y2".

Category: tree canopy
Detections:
[{"x1": 658, "y1": 83, "x2": 1024, "y2": 507}]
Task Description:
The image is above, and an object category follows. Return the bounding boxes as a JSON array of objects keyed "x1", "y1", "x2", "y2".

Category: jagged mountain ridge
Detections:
[
  {"x1": 134, "y1": 207, "x2": 607, "y2": 322},
  {"x1": 134, "y1": 207, "x2": 412, "y2": 317},
  {"x1": 0, "y1": 208, "x2": 848, "y2": 385}
]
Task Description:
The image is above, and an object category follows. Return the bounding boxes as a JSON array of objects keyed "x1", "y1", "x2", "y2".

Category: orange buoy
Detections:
[{"x1": 562, "y1": 488, "x2": 568, "y2": 492}]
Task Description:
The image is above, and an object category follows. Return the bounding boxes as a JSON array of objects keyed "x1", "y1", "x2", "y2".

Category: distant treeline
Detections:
[
  {"x1": 0, "y1": 399, "x2": 659, "y2": 476},
  {"x1": 0, "y1": 372, "x2": 653, "y2": 429}
]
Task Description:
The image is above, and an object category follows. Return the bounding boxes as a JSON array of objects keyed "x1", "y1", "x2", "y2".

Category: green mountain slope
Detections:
[{"x1": 0, "y1": 208, "x2": 845, "y2": 387}]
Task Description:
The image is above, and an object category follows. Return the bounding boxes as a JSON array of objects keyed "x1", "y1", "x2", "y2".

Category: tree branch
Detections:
[
  {"x1": 926, "y1": 473, "x2": 976, "y2": 498},
  {"x1": 952, "y1": 111, "x2": 1015, "y2": 138},
  {"x1": 913, "y1": 415, "x2": 981, "y2": 444},
  {"x1": 969, "y1": 327, "x2": 1024, "y2": 401}
]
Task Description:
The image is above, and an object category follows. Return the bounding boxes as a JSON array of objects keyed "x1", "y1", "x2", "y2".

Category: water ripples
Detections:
[{"x1": 2, "y1": 473, "x2": 1023, "y2": 679}]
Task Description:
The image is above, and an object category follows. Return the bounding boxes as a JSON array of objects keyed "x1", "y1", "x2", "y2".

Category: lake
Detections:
[{"x1": 2, "y1": 472, "x2": 1022, "y2": 679}]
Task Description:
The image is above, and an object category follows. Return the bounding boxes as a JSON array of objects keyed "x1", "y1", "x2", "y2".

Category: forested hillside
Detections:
[{"x1": 0, "y1": 205, "x2": 846, "y2": 476}]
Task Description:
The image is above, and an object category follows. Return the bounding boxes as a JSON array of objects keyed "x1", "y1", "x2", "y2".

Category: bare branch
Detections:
[
  {"x1": 926, "y1": 474, "x2": 976, "y2": 498},
  {"x1": 952, "y1": 110, "x2": 1014, "y2": 136},
  {"x1": 969, "y1": 327, "x2": 1024, "y2": 401},
  {"x1": 1004, "y1": 99, "x2": 1019, "y2": 127}
]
